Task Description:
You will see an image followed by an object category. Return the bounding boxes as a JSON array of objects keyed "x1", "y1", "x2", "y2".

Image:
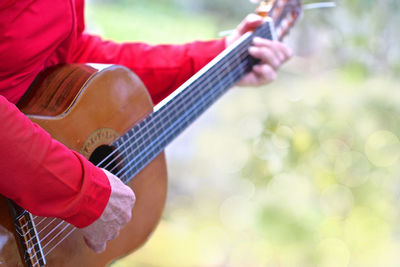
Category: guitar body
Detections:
[
  {"x1": 0, "y1": 64, "x2": 168, "y2": 266},
  {"x1": 0, "y1": 2, "x2": 303, "y2": 264}
]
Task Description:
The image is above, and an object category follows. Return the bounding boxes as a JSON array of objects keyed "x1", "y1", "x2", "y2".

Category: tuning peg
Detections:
[{"x1": 256, "y1": 0, "x2": 276, "y2": 18}]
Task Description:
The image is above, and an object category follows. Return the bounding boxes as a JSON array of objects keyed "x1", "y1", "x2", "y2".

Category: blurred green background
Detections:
[{"x1": 86, "y1": 0, "x2": 400, "y2": 266}]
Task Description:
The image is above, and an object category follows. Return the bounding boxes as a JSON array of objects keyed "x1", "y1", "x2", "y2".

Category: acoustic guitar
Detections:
[{"x1": 0, "y1": 1, "x2": 301, "y2": 266}]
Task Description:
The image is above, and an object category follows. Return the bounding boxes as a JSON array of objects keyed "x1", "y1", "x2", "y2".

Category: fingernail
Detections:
[
  {"x1": 253, "y1": 64, "x2": 261, "y2": 72},
  {"x1": 249, "y1": 47, "x2": 258, "y2": 54},
  {"x1": 253, "y1": 37, "x2": 262, "y2": 43},
  {"x1": 248, "y1": 13, "x2": 262, "y2": 22}
]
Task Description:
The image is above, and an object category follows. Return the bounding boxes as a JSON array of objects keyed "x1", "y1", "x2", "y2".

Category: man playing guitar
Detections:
[{"x1": 0, "y1": 0, "x2": 292, "y2": 255}]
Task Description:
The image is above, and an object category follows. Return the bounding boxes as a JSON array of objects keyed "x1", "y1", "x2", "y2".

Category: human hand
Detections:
[
  {"x1": 226, "y1": 14, "x2": 292, "y2": 86},
  {"x1": 80, "y1": 169, "x2": 135, "y2": 253}
]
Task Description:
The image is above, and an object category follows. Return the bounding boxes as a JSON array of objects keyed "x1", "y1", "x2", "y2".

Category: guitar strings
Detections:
[
  {"x1": 28, "y1": 27, "x2": 265, "y2": 256},
  {"x1": 40, "y1": 220, "x2": 66, "y2": 242},
  {"x1": 113, "y1": 59, "x2": 248, "y2": 178},
  {"x1": 109, "y1": 36, "x2": 259, "y2": 179},
  {"x1": 22, "y1": 47, "x2": 256, "y2": 259},
  {"x1": 96, "y1": 24, "x2": 264, "y2": 174},
  {"x1": 102, "y1": 32, "x2": 258, "y2": 178},
  {"x1": 113, "y1": 58, "x2": 252, "y2": 181},
  {"x1": 28, "y1": 24, "x2": 272, "y2": 257},
  {"x1": 37, "y1": 47, "x2": 253, "y2": 254},
  {"x1": 41, "y1": 223, "x2": 72, "y2": 250},
  {"x1": 34, "y1": 216, "x2": 48, "y2": 228},
  {"x1": 19, "y1": 218, "x2": 75, "y2": 265},
  {"x1": 15, "y1": 217, "x2": 52, "y2": 266},
  {"x1": 29, "y1": 19, "x2": 272, "y2": 263},
  {"x1": 35, "y1": 62, "x2": 251, "y2": 256},
  {"x1": 17, "y1": 23, "x2": 273, "y2": 267},
  {"x1": 44, "y1": 226, "x2": 76, "y2": 257},
  {"x1": 26, "y1": 218, "x2": 72, "y2": 261},
  {"x1": 37, "y1": 218, "x2": 57, "y2": 235}
]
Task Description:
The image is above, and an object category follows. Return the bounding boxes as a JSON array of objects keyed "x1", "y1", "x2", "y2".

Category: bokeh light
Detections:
[{"x1": 86, "y1": 0, "x2": 400, "y2": 266}]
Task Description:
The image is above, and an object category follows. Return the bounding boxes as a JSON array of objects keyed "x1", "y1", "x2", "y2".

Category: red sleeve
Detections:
[
  {"x1": 71, "y1": 1, "x2": 225, "y2": 104},
  {"x1": 0, "y1": 96, "x2": 111, "y2": 228},
  {"x1": 71, "y1": 35, "x2": 226, "y2": 104}
]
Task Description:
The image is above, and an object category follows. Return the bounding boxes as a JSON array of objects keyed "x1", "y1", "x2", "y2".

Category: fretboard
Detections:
[{"x1": 110, "y1": 19, "x2": 276, "y2": 183}]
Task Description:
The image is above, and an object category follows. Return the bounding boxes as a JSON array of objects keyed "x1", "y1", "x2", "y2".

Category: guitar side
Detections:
[{"x1": 0, "y1": 64, "x2": 168, "y2": 266}]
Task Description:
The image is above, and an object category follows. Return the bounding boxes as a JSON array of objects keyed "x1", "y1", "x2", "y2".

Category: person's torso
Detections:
[{"x1": 0, "y1": 0, "x2": 79, "y2": 103}]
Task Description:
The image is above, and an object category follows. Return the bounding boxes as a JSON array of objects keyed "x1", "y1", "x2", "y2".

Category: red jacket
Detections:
[{"x1": 0, "y1": 0, "x2": 225, "y2": 227}]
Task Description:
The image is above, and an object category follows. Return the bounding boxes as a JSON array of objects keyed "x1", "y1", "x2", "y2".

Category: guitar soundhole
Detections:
[{"x1": 89, "y1": 145, "x2": 123, "y2": 176}]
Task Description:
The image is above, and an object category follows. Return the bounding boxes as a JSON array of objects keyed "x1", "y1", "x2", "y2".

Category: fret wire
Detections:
[
  {"x1": 105, "y1": 23, "x2": 272, "y2": 179},
  {"x1": 161, "y1": 32, "x2": 260, "y2": 117},
  {"x1": 120, "y1": 82, "x2": 234, "y2": 180},
  {"x1": 131, "y1": 36, "x2": 251, "y2": 145},
  {"x1": 14, "y1": 23, "x2": 273, "y2": 263},
  {"x1": 152, "y1": 25, "x2": 266, "y2": 121},
  {"x1": 118, "y1": 57, "x2": 255, "y2": 180},
  {"x1": 115, "y1": 58, "x2": 240, "y2": 177},
  {"x1": 18, "y1": 56, "x2": 251, "y2": 264},
  {"x1": 116, "y1": 47, "x2": 259, "y2": 179},
  {"x1": 112, "y1": 119, "x2": 158, "y2": 176},
  {"x1": 116, "y1": 54, "x2": 255, "y2": 179},
  {"x1": 106, "y1": 32, "x2": 253, "y2": 173},
  {"x1": 145, "y1": 51, "x2": 253, "y2": 151},
  {"x1": 108, "y1": 121, "x2": 152, "y2": 177},
  {"x1": 148, "y1": 37, "x2": 256, "y2": 137},
  {"x1": 126, "y1": 131, "x2": 134, "y2": 166},
  {"x1": 96, "y1": 23, "x2": 271, "y2": 171}
]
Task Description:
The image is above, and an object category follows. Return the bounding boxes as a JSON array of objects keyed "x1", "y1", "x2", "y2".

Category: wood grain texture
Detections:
[
  {"x1": 18, "y1": 64, "x2": 97, "y2": 116},
  {"x1": 1, "y1": 64, "x2": 168, "y2": 266},
  {"x1": 0, "y1": 197, "x2": 25, "y2": 266}
]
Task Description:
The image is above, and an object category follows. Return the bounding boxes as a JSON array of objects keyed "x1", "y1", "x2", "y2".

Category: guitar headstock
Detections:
[{"x1": 255, "y1": 0, "x2": 302, "y2": 41}]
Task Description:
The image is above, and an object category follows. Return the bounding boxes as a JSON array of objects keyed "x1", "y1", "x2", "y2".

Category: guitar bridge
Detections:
[{"x1": 10, "y1": 202, "x2": 46, "y2": 267}]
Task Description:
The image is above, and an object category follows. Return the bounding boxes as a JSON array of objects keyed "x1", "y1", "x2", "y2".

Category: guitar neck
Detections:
[{"x1": 112, "y1": 20, "x2": 276, "y2": 183}]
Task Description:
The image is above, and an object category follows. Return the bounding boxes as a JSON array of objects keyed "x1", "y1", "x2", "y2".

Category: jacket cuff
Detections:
[{"x1": 63, "y1": 152, "x2": 111, "y2": 228}]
